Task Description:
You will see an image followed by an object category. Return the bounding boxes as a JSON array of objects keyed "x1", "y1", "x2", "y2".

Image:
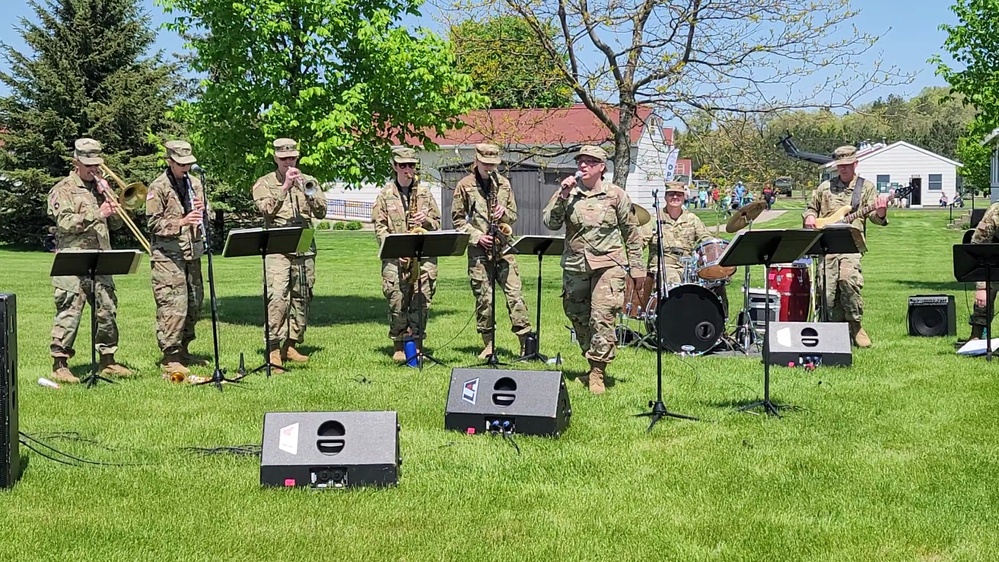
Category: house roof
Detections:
[
  {"x1": 420, "y1": 103, "x2": 656, "y2": 148},
  {"x1": 983, "y1": 127, "x2": 999, "y2": 146},
  {"x1": 822, "y1": 140, "x2": 962, "y2": 169}
]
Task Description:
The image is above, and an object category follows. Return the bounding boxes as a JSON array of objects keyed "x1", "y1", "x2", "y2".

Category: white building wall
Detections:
[{"x1": 854, "y1": 144, "x2": 960, "y2": 207}]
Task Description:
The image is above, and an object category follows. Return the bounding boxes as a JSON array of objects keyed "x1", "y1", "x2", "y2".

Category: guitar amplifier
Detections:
[{"x1": 908, "y1": 295, "x2": 956, "y2": 337}]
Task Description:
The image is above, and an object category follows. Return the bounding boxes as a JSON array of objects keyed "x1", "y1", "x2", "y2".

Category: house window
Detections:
[
  {"x1": 928, "y1": 174, "x2": 943, "y2": 191},
  {"x1": 993, "y1": 148, "x2": 999, "y2": 186},
  {"x1": 876, "y1": 174, "x2": 890, "y2": 192}
]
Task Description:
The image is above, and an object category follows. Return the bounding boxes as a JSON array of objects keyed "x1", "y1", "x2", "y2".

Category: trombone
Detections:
[{"x1": 96, "y1": 164, "x2": 152, "y2": 254}]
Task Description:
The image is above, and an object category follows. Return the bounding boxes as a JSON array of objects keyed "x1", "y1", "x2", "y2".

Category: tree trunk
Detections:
[{"x1": 612, "y1": 104, "x2": 635, "y2": 188}]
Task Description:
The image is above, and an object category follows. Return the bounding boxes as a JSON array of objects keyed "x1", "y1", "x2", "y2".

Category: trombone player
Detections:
[
  {"x1": 451, "y1": 143, "x2": 532, "y2": 359},
  {"x1": 252, "y1": 138, "x2": 328, "y2": 369},
  {"x1": 146, "y1": 140, "x2": 206, "y2": 377},
  {"x1": 46, "y1": 138, "x2": 134, "y2": 383}
]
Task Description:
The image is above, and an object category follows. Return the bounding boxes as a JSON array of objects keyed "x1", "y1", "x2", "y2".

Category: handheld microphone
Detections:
[
  {"x1": 574, "y1": 171, "x2": 583, "y2": 182},
  {"x1": 191, "y1": 164, "x2": 205, "y2": 173}
]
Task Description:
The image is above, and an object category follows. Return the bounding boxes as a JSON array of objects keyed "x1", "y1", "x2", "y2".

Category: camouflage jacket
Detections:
[
  {"x1": 542, "y1": 181, "x2": 644, "y2": 273},
  {"x1": 252, "y1": 171, "x2": 328, "y2": 256},
  {"x1": 372, "y1": 180, "x2": 441, "y2": 254},
  {"x1": 146, "y1": 171, "x2": 205, "y2": 262},
  {"x1": 803, "y1": 175, "x2": 888, "y2": 234},
  {"x1": 647, "y1": 208, "x2": 713, "y2": 269},
  {"x1": 971, "y1": 202, "x2": 999, "y2": 289},
  {"x1": 47, "y1": 171, "x2": 123, "y2": 251},
  {"x1": 452, "y1": 171, "x2": 518, "y2": 257}
]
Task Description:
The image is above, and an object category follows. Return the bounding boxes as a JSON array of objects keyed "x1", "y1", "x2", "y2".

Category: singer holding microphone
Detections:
[
  {"x1": 543, "y1": 145, "x2": 645, "y2": 394},
  {"x1": 146, "y1": 140, "x2": 206, "y2": 377},
  {"x1": 252, "y1": 138, "x2": 328, "y2": 369}
]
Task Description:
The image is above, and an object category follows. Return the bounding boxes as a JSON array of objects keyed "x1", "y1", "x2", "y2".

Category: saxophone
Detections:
[
  {"x1": 488, "y1": 171, "x2": 512, "y2": 258},
  {"x1": 401, "y1": 175, "x2": 426, "y2": 283}
]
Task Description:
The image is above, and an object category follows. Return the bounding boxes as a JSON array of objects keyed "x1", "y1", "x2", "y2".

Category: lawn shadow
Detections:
[
  {"x1": 217, "y1": 295, "x2": 462, "y2": 326},
  {"x1": 894, "y1": 280, "x2": 972, "y2": 292},
  {"x1": 705, "y1": 397, "x2": 809, "y2": 414}
]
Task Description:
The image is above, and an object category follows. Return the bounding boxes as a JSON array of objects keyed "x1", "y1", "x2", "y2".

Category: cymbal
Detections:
[
  {"x1": 631, "y1": 204, "x2": 652, "y2": 226},
  {"x1": 725, "y1": 200, "x2": 768, "y2": 233}
]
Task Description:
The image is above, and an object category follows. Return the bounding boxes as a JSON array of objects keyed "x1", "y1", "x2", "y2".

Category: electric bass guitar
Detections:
[{"x1": 814, "y1": 184, "x2": 915, "y2": 229}]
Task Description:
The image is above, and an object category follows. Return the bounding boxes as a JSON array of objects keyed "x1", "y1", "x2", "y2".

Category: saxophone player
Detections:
[
  {"x1": 251, "y1": 138, "x2": 328, "y2": 369},
  {"x1": 452, "y1": 143, "x2": 532, "y2": 359},
  {"x1": 372, "y1": 147, "x2": 441, "y2": 362}
]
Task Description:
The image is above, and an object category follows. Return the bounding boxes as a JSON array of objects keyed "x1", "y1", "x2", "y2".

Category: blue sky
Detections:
[{"x1": 0, "y1": 0, "x2": 962, "y2": 107}]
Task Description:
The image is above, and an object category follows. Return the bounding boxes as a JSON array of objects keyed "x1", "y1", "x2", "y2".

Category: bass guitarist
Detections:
[{"x1": 802, "y1": 145, "x2": 889, "y2": 348}]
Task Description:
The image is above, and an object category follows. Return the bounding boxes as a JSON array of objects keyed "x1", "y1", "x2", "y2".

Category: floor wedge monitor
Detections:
[{"x1": 445, "y1": 368, "x2": 570, "y2": 437}]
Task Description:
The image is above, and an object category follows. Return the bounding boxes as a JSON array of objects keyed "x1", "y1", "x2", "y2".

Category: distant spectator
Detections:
[
  {"x1": 711, "y1": 186, "x2": 720, "y2": 205},
  {"x1": 939, "y1": 194, "x2": 948, "y2": 207},
  {"x1": 698, "y1": 186, "x2": 707, "y2": 208},
  {"x1": 762, "y1": 183, "x2": 774, "y2": 209},
  {"x1": 733, "y1": 181, "x2": 746, "y2": 208}
]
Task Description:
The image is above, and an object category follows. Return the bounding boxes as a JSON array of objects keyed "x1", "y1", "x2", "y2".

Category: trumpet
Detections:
[
  {"x1": 96, "y1": 164, "x2": 152, "y2": 254},
  {"x1": 290, "y1": 168, "x2": 319, "y2": 198}
]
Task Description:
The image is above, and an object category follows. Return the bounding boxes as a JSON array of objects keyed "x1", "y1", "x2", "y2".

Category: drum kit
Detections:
[{"x1": 620, "y1": 199, "x2": 815, "y2": 357}]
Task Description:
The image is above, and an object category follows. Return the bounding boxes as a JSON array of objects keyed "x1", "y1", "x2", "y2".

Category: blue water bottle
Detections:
[{"x1": 404, "y1": 338, "x2": 419, "y2": 368}]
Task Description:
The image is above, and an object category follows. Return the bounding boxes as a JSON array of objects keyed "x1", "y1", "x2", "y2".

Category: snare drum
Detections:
[
  {"x1": 767, "y1": 263, "x2": 811, "y2": 321},
  {"x1": 645, "y1": 284, "x2": 725, "y2": 355},
  {"x1": 696, "y1": 239, "x2": 737, "y2": 281}
]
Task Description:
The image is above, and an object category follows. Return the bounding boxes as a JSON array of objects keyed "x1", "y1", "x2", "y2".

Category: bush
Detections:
[
  {"x1": 316, "y1": 220, "x2": 331, "y2": 230},
  {"x1": 332, "y1": 221, "x2": 347, "y2": 230},
  {"x1": 346, "y1": 220, "x2": 363, "y2": 230}
]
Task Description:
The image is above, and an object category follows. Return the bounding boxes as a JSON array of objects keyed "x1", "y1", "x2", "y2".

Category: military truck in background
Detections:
[{"x1": 774, "y1": 176, "x2": 793, "y2": 196}]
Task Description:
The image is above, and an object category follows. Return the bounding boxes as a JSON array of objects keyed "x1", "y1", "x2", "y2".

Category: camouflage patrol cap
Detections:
[
  {"x1": 273, "y1": 138, "x2": 299, "y2": 158},
  {"x1": 165, "y1": 140, "x2": 197, "y2": 165},
  {"x1": 833, "y1": 145, "x2": 858, "y2": 165},
  {"x1": 575, "y1": 145, "x2": 607, "y2": 163},
  {"x1": 392, "y1": 147, "x2": 419, "y2": 164},
  {"x1": 664, "y1": 181, "x2": 687, "y2": 194},
  {"x1": 474, "y1": 143, "x2": 502, "y2": 165},
  {"x1": 74, "y1": 138, "x2": 104, "y2": 166}
]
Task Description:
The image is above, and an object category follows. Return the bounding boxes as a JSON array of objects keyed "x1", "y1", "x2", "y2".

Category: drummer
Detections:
[{"x1": 648, "y1": 181, "x2": 729, "y2": 317}]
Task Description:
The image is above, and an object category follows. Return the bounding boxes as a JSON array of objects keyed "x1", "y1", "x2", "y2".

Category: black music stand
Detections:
[
  {"x1": 223, "y1": 226, "x2": 304, "y2": 378},
  {"x1": 50, "y1": 249, "x2": 142, "y2": 388},
  {"x1": 805, "y1": 226, "x2": 866, "y2": 322},
  {"x1": 719, "y1": 229, "x2": 821, "y2": 416},
  {"x1": 506, "y1": 235, "x2": 565, "y2": 362},
  {"x1": 953, "y1": 243, "x2": 999, "y2": 362},
  {"x1": 379, "y1": 231, "x2": 469, "y2": 370}
]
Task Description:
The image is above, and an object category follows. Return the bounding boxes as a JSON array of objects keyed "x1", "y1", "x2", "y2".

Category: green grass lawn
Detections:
[{"x1": 2, "y1": 212, "x2": 998, "y2": 561}]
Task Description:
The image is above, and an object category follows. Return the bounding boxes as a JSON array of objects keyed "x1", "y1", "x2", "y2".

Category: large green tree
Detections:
[
  {"x1": 0, "y1": 0, "x2": 180, "y2": 247},
  {"x1": 450, "y1": 15, "x2": 573, "y2": 109},
  {"x1": 157, "y1": 0, "x2": 486, "y2": 199}
]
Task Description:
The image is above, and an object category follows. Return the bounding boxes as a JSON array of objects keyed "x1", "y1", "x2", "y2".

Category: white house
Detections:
[{"x1": 821, "y1": 141, "x2": 962, "y2": 207}]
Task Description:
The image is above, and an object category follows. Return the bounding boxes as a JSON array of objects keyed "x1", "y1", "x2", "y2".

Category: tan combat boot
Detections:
[
  {"x1": 849, "y1": 321, "x2": 872, "y2": 348},
  {"x1": 588, "y1": 360, "x2": 606, "y2": 395},
  {"x1": 283, "y1": 341, "x2": 309, "y2": 363},
  {"x1": 180, "y1": 343, "x2": 208, "y2": 366},
  {"x1": 391, "y1": 341, "x2": 406, "y2": 362},
  {"x1": 478, "y1": 333, "x2": 495, "y2": 360},
  {"x1": 160, "y1": 353, "x2": 189, "y2": 376},
  {"x1": 100, "y1": 355, "x2": 135, "y2": 377},
  {"x1": 50, "y1": 358, "x2": 79, "y2": 384},
  {"x1": 268, "y1": 348, "x2": 285, "y2": 371}
]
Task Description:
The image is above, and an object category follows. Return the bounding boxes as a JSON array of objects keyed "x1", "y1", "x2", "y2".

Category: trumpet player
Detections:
[
  {"x1": 452, "y1": 143, "x2": 531, "y2": 359},
  {"x1": 46, "y1": 138, "x2": 133, "y2": 383},
  {"x1": 372, "y1": 147, "x2": 441, "y2": 362},
  {"x1": 146, "y1": 140, "x2": 206, "y2": 376},
  {"x1": 252, "y1": 138, "x2": 328, "y2": 369}
]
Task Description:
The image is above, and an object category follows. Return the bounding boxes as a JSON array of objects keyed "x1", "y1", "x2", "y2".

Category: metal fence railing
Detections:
[{"x1": 326, "y1": 199, "x2": 374, "y2": 221}]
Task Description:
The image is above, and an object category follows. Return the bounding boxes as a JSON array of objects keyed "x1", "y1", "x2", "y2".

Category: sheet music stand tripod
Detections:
[
  {"x1": 223, "y1": 226, "x2": 304, "y2": 378},
  {"x1": 50, "y1": 249, "x2": 142, "y2": 388},
  {"x1": 953, "y1": 243, "x2": 999, "y2": 362},
  {"x1": 804, "y1": 226, "x2": 866, "y2": 322},
  {"x1": 719, "y1": 229, "x2": 820, "y2": 416},
  {"x1": 505, "y1": 235, "x2": 564, "y2": 363},
  {"x1": 379, "y1": 231, "x2": 469, "y2": 370}
]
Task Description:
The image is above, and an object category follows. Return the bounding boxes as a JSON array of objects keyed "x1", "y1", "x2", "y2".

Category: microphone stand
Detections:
[
  {"x1": 635, "y1": 188, "x2": 697, "y2": 431},
  {"x1": 191, "y1": 167, "x2": 245, "y2": 390}
]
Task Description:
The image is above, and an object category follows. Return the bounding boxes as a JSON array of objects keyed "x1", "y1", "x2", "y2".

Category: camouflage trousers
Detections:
[
  {"x1": 382, "y1": 258, "x2": 438, "y2": 341},
  {"x1": 659, "y1": 266, "x2": 730, "y2": 320},
  {"x1": 969, "y1": 284, "x2": 999, "y2": 327},
  {"x1": 468, "y1": 251, "x2": 531, "y2": 335},
  {"x1": 50, "y1": 275, "x2": 119, "y2": 359},
  {"x1": 151, "y1": 258, "x2": 204, "y2": 355},
  {"x1": 266, "y1": 253, "x2": 316, "y2": 349},
  {"x1": 819, "y1": 253, "x2": 864, "y2": 323},
  {"x1": 563, "y1": 266, "x2": 627, "y2": 363}
]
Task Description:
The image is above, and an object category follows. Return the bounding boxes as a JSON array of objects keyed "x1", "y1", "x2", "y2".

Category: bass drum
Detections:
[{"x1": 645, "y1": 284, "x2": 725, "y2": 355}]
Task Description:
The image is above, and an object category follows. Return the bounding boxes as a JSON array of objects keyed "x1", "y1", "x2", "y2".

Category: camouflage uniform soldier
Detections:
[
  {"x1": 252, "y1": 138, "x2": 328, "y2": 369},
  {"x1": 968, "y1": 202, "x2": 999, "y2": 339},
  {"x1": 146, "y1": 140, "x2": 206, "y2": 376},
  {"x1": 372, "y1": 147, "x2": 441, "y2": 361},
  {"x1": 542, "y1": 145, "x2": 645, "y2": 394},
  {"x1": 47, "y1": 138, "x2": 133, "y2": 383},
  {"x1": 803, "y1": 145, "x2": 889, "y2": 347},
  {"x1": 648, "y1": 182, "x2": 730, "y2": 317},
  {"x1": 452, "y1": 143, "x2": 532, "y2": 359}
]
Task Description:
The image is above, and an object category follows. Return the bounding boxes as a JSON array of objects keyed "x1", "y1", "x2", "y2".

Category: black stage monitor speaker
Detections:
[
  {"x1": 260, "y1": 411, "x2": 400, "y2": 489},
  {"x1": 1, "y1": 294, "x2": 19, "y2": 489},
  {"x1": 971, "y1": 208, "x2": 987, "y2": 229},
  {"x1": 445, "y1": 368, "x2": 570, "y2": 437},
  {"x1": 908, "y1": 294, "x2": 957, "y2": 337},
  {"x1": 767, "y1": 321, "x2": 852, "y2": 367}
]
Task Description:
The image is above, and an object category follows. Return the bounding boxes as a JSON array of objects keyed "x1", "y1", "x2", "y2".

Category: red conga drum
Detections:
[{"x1": 766, "y1": 263, "x2": 811, "y2": 321}]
